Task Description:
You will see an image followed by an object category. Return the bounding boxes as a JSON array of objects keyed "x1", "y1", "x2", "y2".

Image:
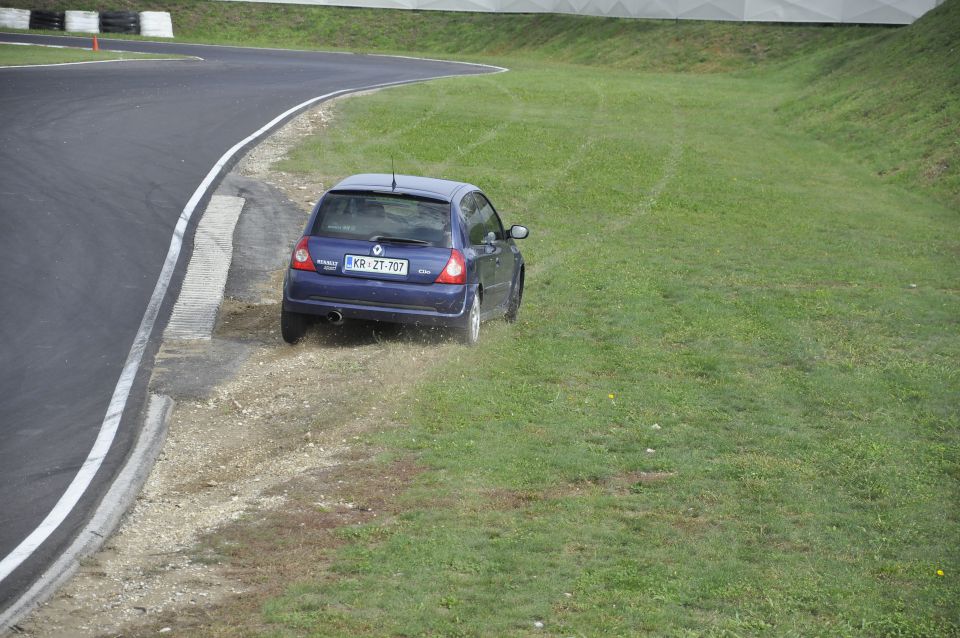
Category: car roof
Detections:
[{"x1": 329, "y1": 174, "x2": 476, "y2": 203}]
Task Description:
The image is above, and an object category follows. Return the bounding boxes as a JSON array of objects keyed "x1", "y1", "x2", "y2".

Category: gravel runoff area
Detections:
[{"x1": 16, "y1": 91, "x2": 462, "y2": 636}]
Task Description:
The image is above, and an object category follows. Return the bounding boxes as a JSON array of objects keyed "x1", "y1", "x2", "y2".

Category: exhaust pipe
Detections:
[{"x1": 326, "y1": 310, "x2": 344, "y2": 325}]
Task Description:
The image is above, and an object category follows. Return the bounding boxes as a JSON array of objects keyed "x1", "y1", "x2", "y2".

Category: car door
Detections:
[
  {"x1": 473, "y1": 192, "x2": 513, "y2": 311},
  {"x1": 461, "y1": 192, "x2": 502, "y2": 313}
]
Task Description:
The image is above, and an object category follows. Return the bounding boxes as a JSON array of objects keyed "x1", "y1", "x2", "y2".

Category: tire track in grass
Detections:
[
  {"x1": 428, "y1": 77, "x2": 523, "y2": 175},
  {"x1": 485, "y1": 77, "x2": 608, "y2": 254},
  {"x1": 348, "y1": 91, "x2": 444, "y2": 157},
  {"x1": 525, "y1": 79, "x2": 608, "y2": 202},
  {"x1": 527, "y1": 100, "x2": 685, "y2": 279},
  {"x1": 354, "y1": 76, "x2": 522, "y2": 176}
]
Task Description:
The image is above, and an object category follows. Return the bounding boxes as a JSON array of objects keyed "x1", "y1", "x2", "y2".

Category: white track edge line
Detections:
[
  {"x1": 0, "y1": 68, "x2": 505, "y2": 591},
  {"x1": 0, "y1": 56, "x2": 202, "y2": 69},
  {"x1": 0, "y1": 395, "x2": 174, "y2": 632}
]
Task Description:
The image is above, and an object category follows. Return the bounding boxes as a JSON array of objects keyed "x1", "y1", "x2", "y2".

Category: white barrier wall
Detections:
[
  {"x1": 65, "y1": 10, "x2": 99, "y2": 33},
  {"x1": 140, "y1": 11, "x2": 175, "y2": 37},
  {"x1": 217, "y1": 0, "x2": 944, "y2": 24},
  {"x1": 0, "y1": 7, "x2": 30, "y2": 29}
]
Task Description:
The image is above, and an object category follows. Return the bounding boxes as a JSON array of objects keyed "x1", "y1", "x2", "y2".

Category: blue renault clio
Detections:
[{"x1": 281, "y1": 174, "x2": 528, "y2": 345}]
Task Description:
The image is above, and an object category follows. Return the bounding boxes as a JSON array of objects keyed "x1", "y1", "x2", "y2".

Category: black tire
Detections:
[
  {"x1": 459, "y1": 293, "x2": 480, "y2": 346},
  {"x1": 100, "y1": 23, "x2": 139, "y2": 34},
  {"x1": 30, "y1": 10, "x2": 65, "y2": 30},
  {"x1": 99, "y1": 11, "x2": 139, "y2": 34},
  {"x1": 505, "y1": 270, "x2": 524, "y2": 323},
  {"x1": 281, "y1": 309, "x2": 309, "y2": 344},
  {"x1": 99, "y1": 10, "x2": 138, "y2": 21}
]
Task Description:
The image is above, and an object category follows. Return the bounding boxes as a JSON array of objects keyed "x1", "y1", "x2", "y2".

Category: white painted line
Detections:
[
  {"x1": 0, "y1": 40, "x2": 75, "y2": 48},
  {"x1": 369, "y1": 52, "x2": 508, "y2": 73},
  {"x1": 0, "y1": 57, "x2": 201, "y2": 69},
  {"x1": 164, "y1": 196, "x2": 246, "y2": 340},
  {"x1": 0, "y1": 395, "x2": 174, "y2": 632},
  {"x1": 0, "y1": 69, "x2": 503, "y2": 593}
]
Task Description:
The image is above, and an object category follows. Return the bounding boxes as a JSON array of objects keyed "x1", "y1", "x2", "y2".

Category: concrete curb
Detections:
[{"x1": 0, "y1": 394, "x2": 174, "y2": 634}]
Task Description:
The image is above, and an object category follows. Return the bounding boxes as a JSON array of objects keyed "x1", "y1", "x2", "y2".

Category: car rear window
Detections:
[{"x1": 311, "y1": 191, "x2": 452, "y2": 247}]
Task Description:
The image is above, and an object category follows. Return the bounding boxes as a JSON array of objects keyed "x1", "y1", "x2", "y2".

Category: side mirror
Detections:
[{"x1": 508, "y1": 225, "x2": 529, "y2": 240}]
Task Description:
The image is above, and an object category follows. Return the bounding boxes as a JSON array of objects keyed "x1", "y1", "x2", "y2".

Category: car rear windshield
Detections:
[{"x1": 311, "y1": 191, "x2": 452, "y2": 247}]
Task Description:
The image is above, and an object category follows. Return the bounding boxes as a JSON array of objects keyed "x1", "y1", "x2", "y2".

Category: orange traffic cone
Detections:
[{"x1": 92, "y1": 35, "x2": 99, "y2": 52}]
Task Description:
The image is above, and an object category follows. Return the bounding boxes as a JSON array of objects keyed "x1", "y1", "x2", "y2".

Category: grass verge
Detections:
[{"x1": 0, "y1": 41, "x2": 181, "y2": 65}]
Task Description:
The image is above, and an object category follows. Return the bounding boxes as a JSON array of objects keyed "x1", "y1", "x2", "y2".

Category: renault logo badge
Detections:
[{"x1": 372, "y1": 244, "x2": 383, "y2": 256}]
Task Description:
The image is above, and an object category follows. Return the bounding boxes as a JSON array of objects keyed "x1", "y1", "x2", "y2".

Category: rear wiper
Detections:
[{"x1": 370, "y1": 236, "x2": 430, "y2": 245}]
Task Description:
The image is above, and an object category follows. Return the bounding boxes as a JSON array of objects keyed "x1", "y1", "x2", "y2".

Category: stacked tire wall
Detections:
[
  {"x1": 0, "y1": 8, "x2": 173, "y2": 36},
  {"x1": 28, "y1": 9, "x2": 63, "y2": 30},
  {"x1": 98, "y1": 10, "x2": 138, "y2": 34}
]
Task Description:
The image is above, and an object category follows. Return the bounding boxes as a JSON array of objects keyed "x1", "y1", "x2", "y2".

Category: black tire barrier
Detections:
[
  {"x1": 99, "y1": 10, "x2": 139, "y2": 34},
  {"x1": 29, "y1": 9, "x2": 65, "y2": 30}
]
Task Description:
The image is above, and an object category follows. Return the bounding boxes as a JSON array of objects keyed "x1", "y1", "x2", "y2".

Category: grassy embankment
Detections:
[
  {"x1": 9, "y1": 0, "x2": 957, "y2": 634},
  {"x1": 0, "y1": 41, "x2": 176, "y2": 64}
]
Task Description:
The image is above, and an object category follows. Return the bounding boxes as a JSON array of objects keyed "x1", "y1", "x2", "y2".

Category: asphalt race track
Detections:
[{"x1": 0, "y1": 33, "x2": 495, "y2": 614}]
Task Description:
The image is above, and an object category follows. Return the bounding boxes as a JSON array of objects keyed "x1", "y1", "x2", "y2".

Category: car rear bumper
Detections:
[{"x1": 283, "y1": 269, "x2": 474, "y2": 328}]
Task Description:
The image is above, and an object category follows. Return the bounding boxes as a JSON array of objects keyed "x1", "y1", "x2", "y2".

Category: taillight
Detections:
[
  {"x1": 435, "y1": 249, "x2": 466, "y2": 284},
  {"x1": 291, "y1": 236, "x2": 316, "y2": 272}
]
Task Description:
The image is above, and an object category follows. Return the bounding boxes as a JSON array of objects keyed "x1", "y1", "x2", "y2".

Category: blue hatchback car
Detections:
[{"x1": 281, "y1": 174, "x2": 528, "y2": 345}]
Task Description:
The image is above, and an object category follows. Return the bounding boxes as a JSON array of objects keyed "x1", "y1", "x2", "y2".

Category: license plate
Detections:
[{"x1": 343, "y1": 254, "x2": 408, "y2": 276}]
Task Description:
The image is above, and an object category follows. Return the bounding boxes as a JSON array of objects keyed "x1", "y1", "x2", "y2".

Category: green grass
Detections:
[
  {"x1": 0, "y1": 41, "x2": 174, "y2": 65},
  {"x1": 261, "y1": 32, "x2": 959, "y2": 638}
]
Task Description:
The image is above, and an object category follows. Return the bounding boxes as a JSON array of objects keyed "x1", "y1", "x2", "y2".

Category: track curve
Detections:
[{"x1": 0, "y1": 33, "x2": 498, "y2": 614}]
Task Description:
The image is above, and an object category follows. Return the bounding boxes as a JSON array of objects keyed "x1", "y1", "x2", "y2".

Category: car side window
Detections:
[
  {"x1": 474, "y1": 193, "x2": 505, "y2": 241},
  {"x1": 461, "y1": 192, "x2": 488, "y2": 246}
]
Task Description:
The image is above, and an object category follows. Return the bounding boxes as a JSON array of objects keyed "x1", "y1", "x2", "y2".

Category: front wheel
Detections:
[
  {"x1": 505, "y1": 272, "x2": 523, "y2": 323},
  {"x1": 459, "y1": 294, "x2": 480, "y2": 346},
  {"x1": 281, "y1": 309, "x2": 309, "y2": 344}
]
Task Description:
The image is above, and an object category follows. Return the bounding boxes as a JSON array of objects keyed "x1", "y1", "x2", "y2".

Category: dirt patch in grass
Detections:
[
  {"x1": 129, "y1": 457, "x2": 427, "y2": 636},
  {"x1": 607, "y1": 470, "x2": 677, "y2": 494},
  {"x1": 16, "y1": 94, "x2": 459, "y2": 637},
  {"x1": 480, "y1": 473, "x2": 679, "y2": 510}
]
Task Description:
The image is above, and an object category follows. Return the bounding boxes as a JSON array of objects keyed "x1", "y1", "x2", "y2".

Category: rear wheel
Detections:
[
  {"x1": 460, "y1": 293, "x2": 480, "y2": 346},
  {"x1": 281, "y1": 309, "x2": 309, "y2": 344}
]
